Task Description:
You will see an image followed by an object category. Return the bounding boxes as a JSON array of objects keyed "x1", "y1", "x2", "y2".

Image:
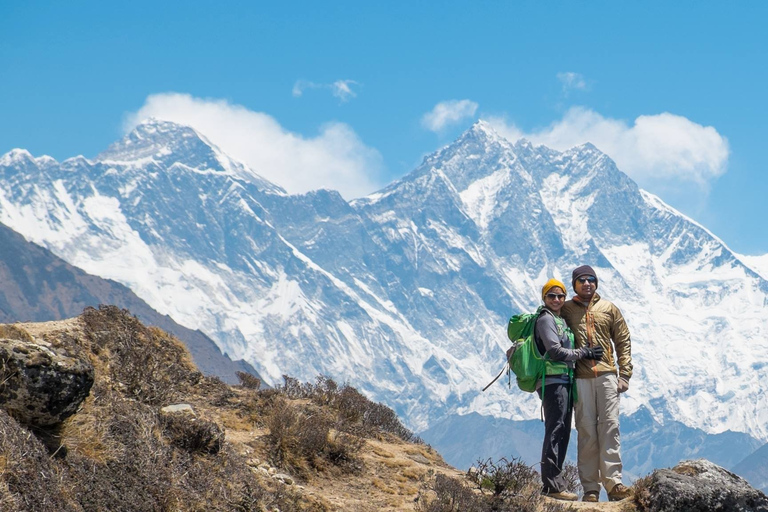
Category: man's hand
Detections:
[{"x1": 618, "y1": 377, "x2": 629, "y2": 394}]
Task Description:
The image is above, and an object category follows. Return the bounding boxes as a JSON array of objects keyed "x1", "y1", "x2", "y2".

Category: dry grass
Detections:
[
  {"x1": 0, "y1": 324, "x2": 34, "y2": 343},
  {"x1": 0, "y1": 308, "x2": 300, "y2": 511},
  {"x1": 402, "y1": 467, "x2": 426, "y2": 481},
  {"x1": 630, "y1": 473, "x2": 653, "y2": 510},
  {"x1": 672, "y1": 463, "x2": 702, "y2": 477},
  {"x1": 0, "y1": 307, "x2": 471, "y2": 511},
  {"x1": 373, "y1": 477, "x2": 398, "y2": 494},
  {"x1": 382, "y1": 457, "x2": 413, "y2": 469},
  {"x1": 372, "y1": 446, "x2": 395, "y2": 458}
]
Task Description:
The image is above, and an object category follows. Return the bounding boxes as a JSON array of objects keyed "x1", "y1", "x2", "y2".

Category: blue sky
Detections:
[{"x1": 1, "y1": 1, "x2": 766, "y2": 255}]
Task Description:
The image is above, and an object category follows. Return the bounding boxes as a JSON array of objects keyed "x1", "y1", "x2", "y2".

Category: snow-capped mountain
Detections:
[
  {"x1": 1, "y1": 119, "x2": 766, "y2": 450},
  {"x1": 740, "y1": 254, "x2": 768, "y2": 281}
]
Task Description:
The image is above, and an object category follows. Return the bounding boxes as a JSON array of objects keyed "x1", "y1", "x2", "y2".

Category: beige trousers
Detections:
[{"x1": 574, "y1": 373, "x2": 622, "y2": 493}]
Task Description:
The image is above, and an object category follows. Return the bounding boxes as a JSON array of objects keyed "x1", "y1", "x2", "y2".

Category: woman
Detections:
[{"x1": 535, "y1": 278, "x2": 603, "y2": 501}]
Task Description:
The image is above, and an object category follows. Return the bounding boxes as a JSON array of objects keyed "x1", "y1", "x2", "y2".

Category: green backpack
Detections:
[{"x1": 483, "y1": 306, "x2": 570, "y2": 394}]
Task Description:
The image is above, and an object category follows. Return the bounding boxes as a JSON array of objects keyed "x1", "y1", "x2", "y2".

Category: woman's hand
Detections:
[{"x1": 582, "y1": 345, "x2": 604, "y2": 360}]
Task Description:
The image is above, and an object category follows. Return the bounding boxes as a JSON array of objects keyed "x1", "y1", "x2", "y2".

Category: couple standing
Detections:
[{"x1": 533, "y1": 265, "x2": 632, "y2": 503}]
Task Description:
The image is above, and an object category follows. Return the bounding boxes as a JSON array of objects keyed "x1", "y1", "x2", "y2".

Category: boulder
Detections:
[
  {"x1": 640, "y1": 459, "x2": 768, "y2": 512},
  {"x1": 0, "y1": 337, "x2": 94, "y2": 427},
  {"x1": 161, "y1": 403, "x2": 196, "y2": 415}
]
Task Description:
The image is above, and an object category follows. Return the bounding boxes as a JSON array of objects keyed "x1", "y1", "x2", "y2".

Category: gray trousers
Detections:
[
  {"x1": 574, "y1": 373, "x2": 622, "y2": 493},
  {"x1": 538, "y1": 381, "x2": 573, "y2": 493}
]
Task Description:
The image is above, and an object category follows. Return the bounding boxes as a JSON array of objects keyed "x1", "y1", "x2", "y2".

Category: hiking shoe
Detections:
[
  {"x1": 582, "y1": 490, "x2": 599, "y2": 502},
  {"x1": 608, "y1": 483, "x2": 630, "y2": 501},
  {"x1": 542, "y1": 490, "x2": 578, "y2": 501}
]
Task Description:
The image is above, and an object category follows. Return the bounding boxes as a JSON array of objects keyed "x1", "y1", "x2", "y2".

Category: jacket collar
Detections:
[{"x1": 573, "y1": 291, "x2": 601, "y2": 307}]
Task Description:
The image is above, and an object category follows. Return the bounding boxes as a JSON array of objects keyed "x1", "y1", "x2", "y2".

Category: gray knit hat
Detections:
[{"x1": 571, "y1": 265, "x2": 598, "y2": 289}]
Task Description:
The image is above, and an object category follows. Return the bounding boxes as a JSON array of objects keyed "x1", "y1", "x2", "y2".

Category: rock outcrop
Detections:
[
  {"x1": 0, "y1": 327, "x2": 94, "y2": 427},
  {"x1": 638, "y1": 459, "x2": 768, "y2": 512}
]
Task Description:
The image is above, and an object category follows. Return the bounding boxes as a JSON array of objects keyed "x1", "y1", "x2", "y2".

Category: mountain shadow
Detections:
[{"x1": 0, "y1": 220, "x2": 259, "y2": 384}]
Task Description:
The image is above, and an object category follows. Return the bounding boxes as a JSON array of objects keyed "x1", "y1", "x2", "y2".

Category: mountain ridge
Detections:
[{"x1": 0, "y1": 119, "x2": 766, "y2": 452}]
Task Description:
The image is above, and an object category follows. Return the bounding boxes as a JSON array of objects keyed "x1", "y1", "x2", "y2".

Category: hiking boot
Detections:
[
  {"x1": 608, "y1": 483, "x2": 630, "y2": 501},
  {"x1": 582, "y1": 490, "x2": 599, "y2": 502},
  {"x1": 542, "y1": 490, "x2": 578, "y2": 501}
]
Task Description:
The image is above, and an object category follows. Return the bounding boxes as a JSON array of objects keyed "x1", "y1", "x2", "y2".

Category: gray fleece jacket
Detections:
[{"x1": 534, "y1": 309, "x2": 589, "y2": 386}]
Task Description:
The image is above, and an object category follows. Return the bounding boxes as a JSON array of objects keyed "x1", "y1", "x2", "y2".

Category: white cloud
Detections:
[
  {"x1": 125, "y1": 93, "x2": 384, "y2": 199},
  {"x1": 487, "y1": 107, "x2": 729, "y2": 189},
  {"x1": 421, "y1": 99, "x2": 479, "y2": 133},
  {"x1": 292, "y1": 79, "x2": 359, "y2": 102},
  {"x1": 557, "y1": 72, "x2": 588, "y2": 93},
  {"x1": 331, "y1": 80, "x2": 358, "y2": 102},
  {"x1": 291, "y1": 80, "x2": 315, "y2": 97}
]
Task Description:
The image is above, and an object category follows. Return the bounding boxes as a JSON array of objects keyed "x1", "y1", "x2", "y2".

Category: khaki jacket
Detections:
[{"x1": 561, "y1": 292, "x2": 633, "y2": 381}]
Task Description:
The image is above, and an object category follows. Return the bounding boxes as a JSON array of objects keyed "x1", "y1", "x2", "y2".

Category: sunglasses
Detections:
[
  {"x1": 577, "y1": 276, "x2": 597, "y2": 284},
  {"x1": 545, "y1": 293, "x2": 566, "y2": 300}
]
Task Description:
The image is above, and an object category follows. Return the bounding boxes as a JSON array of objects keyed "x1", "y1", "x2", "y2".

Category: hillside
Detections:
[
  {"x1": 0, "y1": 308, "x2": 539, "y2": 511},
  {"x1": 4, "y1": 308, "x2": 766, "y2": 511}
]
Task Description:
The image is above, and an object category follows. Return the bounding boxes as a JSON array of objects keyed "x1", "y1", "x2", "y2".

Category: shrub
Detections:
[
  {"x1": 417, "y1": 469, "x2": 561, "y2": 512},
  {"x1": 468, "y1": 457, "x2": 539, "y2": 498},
  {"x1": 265, "y1": 398, "x2": 332, "y2": 477},
  {"x1": 562, "y1": 461, "x2": 582, "y2": 495},
  {"x1": 273, "y1": 374, "x2": 418, "y2": 443},
  {"x1": 264, "y1": 396, "x2": 366, "y2": 479},
  {"x1": 81, "y1": 305, "x2": 202, "y2": 405},
  {"x1": 236, "y1": 371, "x2": 262, "y2": 390},
  {"x1": 1, "y1": 307, "x2": 326, "y2": 511},
  {"x1": 632, "y1": 473, "x2": 653, "y2": 510},
  {"x1": 280, "y1": 375, "x2": 313, "y2": 399},
  {"x1": 160, "y1": 413, "x2": 225, "y2": 454},
  {"x1": 0, "y1": 409, "x2": 79, "y2": 511},
  {"x1": 413, "y1": 456, "x2": 543, "y2": 512},
  {"x1": 62, "y1": 387, "x2": 272, "y2": 512},
  {"x1": 325, "y1": 430, "x2": 365, "y2": 473},
  {"x1": 333, "y1": 382, "x2": 366, "y2": 424},
  {"x1": 417, "y1": 473, "x2": 485, "y2": 512}
]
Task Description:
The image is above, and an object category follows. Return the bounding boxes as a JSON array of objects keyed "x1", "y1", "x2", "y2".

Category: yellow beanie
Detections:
[{"x1": 542, "y1": 278, "x2": 567, "y2": 300}]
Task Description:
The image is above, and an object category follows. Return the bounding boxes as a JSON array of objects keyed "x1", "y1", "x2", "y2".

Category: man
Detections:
[{"x1": 561, "y1": 265, "x2": 632, "y2": 503}]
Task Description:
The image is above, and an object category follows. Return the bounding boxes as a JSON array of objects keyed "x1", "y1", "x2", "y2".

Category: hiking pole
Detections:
[{"x1": 482, "y1": 361, "x2": 509, "y2": 392}]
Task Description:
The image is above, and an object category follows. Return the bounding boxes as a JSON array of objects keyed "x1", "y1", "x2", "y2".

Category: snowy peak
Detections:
[
  {"x1": 453, "y1": 119, "x2": 514, "y2": 156},
  {"x1": 411, "y1": 121, "x2": 521, "y2": 195},
  {"x1": 465, "y1": 119, "x2": 507, "y2": 142},
  {"x1": 0, "y1": 148, "x2": 35, "y2": 165},
  {"x1": 97, "y1": 118, "x2": 226, "y2": 169},
  {"x1": 97, "y1": 118, "x2": 285, "y2": 194},
  {"x1": 0, "y1": 148, "x2": 59, "y2": 168}
]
